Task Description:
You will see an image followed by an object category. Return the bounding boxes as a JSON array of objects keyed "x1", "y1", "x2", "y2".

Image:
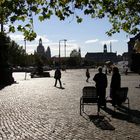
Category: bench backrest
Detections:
[
  {"x1": 82, "y1": 86, "x2": 97, "y2": 98},
  {"x1": 116, "y1": 87, "x2": 128, "y2": 102}
]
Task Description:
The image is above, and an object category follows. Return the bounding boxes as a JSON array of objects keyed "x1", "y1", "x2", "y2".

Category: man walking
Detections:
[
  {"x1": 93, "y1": 67, "x2": 107, "y2": 109},
  {"x1": 54, "y1": 68, "x2": 62, "y2": 88}
]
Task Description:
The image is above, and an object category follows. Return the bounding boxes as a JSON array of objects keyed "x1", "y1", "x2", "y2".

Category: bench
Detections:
[
  {"x1": 106, "y1": 87, "x2": 130, "y2": 109},
  {"x1": 80, "y1": 86, "x2": 99, "y2": 115}
]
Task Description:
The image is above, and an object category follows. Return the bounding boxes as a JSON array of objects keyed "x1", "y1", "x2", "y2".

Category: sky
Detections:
[{"x1": 7, "y1": 13, "x2": 132, "y2": 57}]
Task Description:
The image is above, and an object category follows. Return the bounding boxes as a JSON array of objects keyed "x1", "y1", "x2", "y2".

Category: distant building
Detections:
[
  {"x1": 85, "y1": 44, "x2": 118, "y2": 63},
  {"x1": 122, "y1": 52, "x2": 129, "y2": 61},
  {"x1": 46, "y1": 46, "x2": 51, "y2": 59},
  {"x1": 127, "y1": 33, "x2": 140, "y2": 72},
  {"x1": 78, "y1": 47, "x2": 81, "y2": 58},
  {"x1": 36, "y1": 38, "x2": 51, "y2": 59},
  {"x1": 37, "y1": 38, "x2": 45, "y2": 56}
]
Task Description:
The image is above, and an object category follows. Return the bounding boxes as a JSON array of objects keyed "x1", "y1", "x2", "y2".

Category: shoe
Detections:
[{"x1": 100, "y1": 105, "x2": 106, "y2": 110}]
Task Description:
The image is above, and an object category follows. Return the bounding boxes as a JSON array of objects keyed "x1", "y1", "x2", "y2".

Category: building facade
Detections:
[
  {"x1": 85, "y1": 44, "x2": 118, "y2": 63},
  {"x1": 36, "y1": 38, "x2": 51, "y2": 59},
  {"x1": 127, "y1": 33, "x2": 140, "y2": 72},
  {"x1": 37, "y1": 38, "x2": 45, "y2": 56},
  {"x1": 46, "y1": 46, "x2": 51, "y2": 59}
]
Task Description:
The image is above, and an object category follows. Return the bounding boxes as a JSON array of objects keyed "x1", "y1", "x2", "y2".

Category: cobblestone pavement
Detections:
[{"x1": 0, "y1": 69, "x2": 140, "y2": 140}]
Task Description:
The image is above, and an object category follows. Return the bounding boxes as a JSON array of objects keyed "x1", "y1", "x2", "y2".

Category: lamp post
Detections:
[
  {"x1": 59, "y1": 40, "x2": 61, "y2": 65},
  {"x1": 59, "y1": 39, "x2": 67, "y2": 67},
  {"x1": 24, "y1": 38, "x2": 27, "y2": 80},
  {"x1": 64, "y1": 39, "x2": 67, "y2": 58}
]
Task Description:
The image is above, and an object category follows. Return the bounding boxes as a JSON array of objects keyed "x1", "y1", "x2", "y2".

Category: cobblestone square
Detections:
[{"x1": 0, "y1": 69, "x2": 140, "y2": 140}]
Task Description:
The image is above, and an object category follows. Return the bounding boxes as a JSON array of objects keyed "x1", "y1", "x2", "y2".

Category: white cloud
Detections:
[
  {"x1": 35, "y1": 35, "x2": 49, "y2": 43},
  {"x1": 85, "y1": 39, "x2": 99, "y2": 44},
  {"x1": 49, "y1": 42, "x2": 79, "y2": 57},
  {"x1": 4, "y1": 25, "x2": 9, "y2": 32},
  {"x1": 8, "y1": 33, "x2": 80, "y2": 57},
  {"x1": 9, "y1": 34, "x2": 50, "y2": 43},
  {"x1": 100, "y1": 39, "x2": 118, "y2": 45},
  {"x1": 68, "y1": 40, "x2": 76, "y2": 43},
  {"x1": 9, "y1": 34, "x2": 24, "y2": 41},
  {"x1": 25, "y1": 41, "x2": 79, "y2": 56}
]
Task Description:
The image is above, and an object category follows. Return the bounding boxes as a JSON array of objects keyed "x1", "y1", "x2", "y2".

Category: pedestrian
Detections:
[
  {"x1": 125, "y1": 66, "x2": 128, "y2": 75},
  {"x1": 110, "y1": 67, "x2": 121, "y2": 106},
  {"x1": 54, "y1": 68, "x2": 62, "y2": 88},
  {"x1": 93, "y1": 67, "x2": 108, "y2": 109},
  {"x1": 105, "y1": 66, "x2": 108, "y2": 75},
  {"x1": 86, "y1": 68, "x2": 90, "y2": 82}
]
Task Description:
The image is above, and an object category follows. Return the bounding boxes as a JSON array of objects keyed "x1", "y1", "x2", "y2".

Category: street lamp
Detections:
[
  {"x1": 59, "y1": 39, "x2": 67, "y2": 66},
  {"x1": 24, "y1": 38, "x2": 27, "y2": 80},
  {"x1": 64, "y1": 39, "x2": 67, "y2": 58}
]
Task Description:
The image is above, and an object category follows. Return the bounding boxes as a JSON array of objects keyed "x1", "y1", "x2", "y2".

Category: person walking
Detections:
[
  {"x1": 86, "y1": 68, "x2": 90, "y2": 82},
  {"x1": 93, "y1": 67, "x2": 107, "y2": 109},
  {"x1": 110, "y1": 67, "x2": 121, "y2": 106},
  {"x1": 54, "y1": 68, "x2": 62, "y2": 88}
]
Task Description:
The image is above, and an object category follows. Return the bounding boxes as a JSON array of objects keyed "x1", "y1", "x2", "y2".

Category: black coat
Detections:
[
  {"x1": 110, "y1": 73, "x2": 121, "y2": 89},
  {"x1": 54, "y1": 69, "x2": 61, "y2": 79},
  {"x1": 93, "y1": 73, "x2": 107, "y2": 89}
]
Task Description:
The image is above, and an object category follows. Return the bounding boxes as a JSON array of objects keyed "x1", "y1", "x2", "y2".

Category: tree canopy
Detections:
[
  {"x1": 0, "y1": 0, "x2": 140, "y2": 41},
  {"x1": 70, "y1": 49, "x2": 81, "y2": 57}
]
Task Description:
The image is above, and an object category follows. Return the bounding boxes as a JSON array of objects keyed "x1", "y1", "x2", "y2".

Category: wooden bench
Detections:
[{"x1": 80, "y1": 86, "x2": 99, "y2": 115}]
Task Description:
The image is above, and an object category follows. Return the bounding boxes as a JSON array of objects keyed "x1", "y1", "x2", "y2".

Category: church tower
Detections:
[
  {"x1": 37, "y1": 38, "x2": 45, "y2": 56},
  {"x1": 78, "y1": 47, "x2": 81, "y2": 57},
  {"x1": 46, "y1": 46, "x2": 51, "y2": 59},
  {"x1": 103, "y1": 44, "x2": 107, "y2": 53}
]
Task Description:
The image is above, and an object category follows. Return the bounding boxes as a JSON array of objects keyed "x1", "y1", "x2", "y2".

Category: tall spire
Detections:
[
  {"x1": 39, "y1": 38, "x2": 42, "y2": 45},
  {"x1": 104, "y1": 44, "x2": 107, "y2": 53},
  {"x1": 110, "y1": 42, "x2": 112, "y2": 52},
  {"x1": 46, "y1": 46, "x2": 51, "y2": 58}
]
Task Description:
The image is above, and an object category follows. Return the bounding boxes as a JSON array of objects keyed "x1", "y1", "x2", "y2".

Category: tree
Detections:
[
  {"x1": 69, "y1": 49, "x2": 81, "y2": 67},
  {"x1": 7, "y1": 40, "x2": 26, "y2": 66},
  {"x1": 0, "y1": 33, "x2": 15, "y2": 86},
  {"x1": 0, "y1": 0, "x2": 139, "y2": 85},
  {"x1": 0, "y1": 0, "x2": 140, "y2": 41},
  {"x1": 70, "y1": 49, "x2": 80, "y2": 57}
]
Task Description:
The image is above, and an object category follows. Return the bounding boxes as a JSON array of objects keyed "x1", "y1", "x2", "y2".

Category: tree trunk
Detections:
[{"x1": 0, "y1": 33, "x2": 14, "y2": 87}]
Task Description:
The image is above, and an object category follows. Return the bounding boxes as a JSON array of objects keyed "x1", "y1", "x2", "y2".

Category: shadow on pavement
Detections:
[
  {"x1": 102, "y1": 105, "x2": 140, "y2": 125},
  {"x1": 55, "y1": 86, "x2": 65, "y2": 89},
  {"x1": 0, "y1": 82, "x2": 19, "y2": 90},
  {"x1": 89, "y1": 115, "x2": 115, "y2": 130},
  {"x1": 80, "y1": 105, "x2": 140, "y2": 130},
  {"x1": 81, "y1": 111, "x2": 115, "y2": 130},
  {"x1": 0, "y1": 85, "x2": 5, "y2": 90}
]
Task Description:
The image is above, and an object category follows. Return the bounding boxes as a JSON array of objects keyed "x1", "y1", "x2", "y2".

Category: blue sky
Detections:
[{"x1": 7, "y1": 14, "x2": 131, "y2": 57}]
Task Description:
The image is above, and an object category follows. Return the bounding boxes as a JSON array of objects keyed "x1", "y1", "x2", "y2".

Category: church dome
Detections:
[{"x1": 37, "y1": 38, "x2": 45, "y2": 55}]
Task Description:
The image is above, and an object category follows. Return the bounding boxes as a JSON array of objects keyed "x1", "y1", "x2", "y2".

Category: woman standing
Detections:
[{"x1": 110, "y1": 67, "x2": 121, "y2": 106}]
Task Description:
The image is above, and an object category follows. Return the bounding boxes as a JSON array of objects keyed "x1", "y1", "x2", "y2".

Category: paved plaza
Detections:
[{"x1": 0, "y1": 69, "x2": 140, "y2": 140}]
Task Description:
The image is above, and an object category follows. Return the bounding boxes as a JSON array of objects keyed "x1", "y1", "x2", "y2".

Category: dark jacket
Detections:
[
  {"x1": 54, "y1": 69, "x2": 61, "y2": 79},
  {"x1": 86, "y1": 71, "x2": 90, "y2": 78},
  {"x1": 110, "y1": 73, "x2": 121, "y2": 89},
  {"x1": 93, "y1": 73, "x2": 107, "y2": 89}
]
